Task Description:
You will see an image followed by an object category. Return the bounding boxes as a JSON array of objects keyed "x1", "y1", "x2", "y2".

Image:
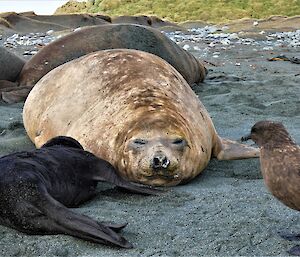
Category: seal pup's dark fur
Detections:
[
  {"x1": 0, "y1": 136, "x2": 159, "y2": 248},
  {"x1": 242, "y1": 120, "x2": 300, "y2": 256}
]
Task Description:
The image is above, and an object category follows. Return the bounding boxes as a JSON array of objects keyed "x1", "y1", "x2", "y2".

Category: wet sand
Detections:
[{"x1": 0, "y1": 14, "x2": 299, "y2": 256}]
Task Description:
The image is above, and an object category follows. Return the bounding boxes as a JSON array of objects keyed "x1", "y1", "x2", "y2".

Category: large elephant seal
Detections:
[
  {"x1": 0, "y1": 136, "x2": 158, "y2": 248},
  {"x1": 18, "y1": 24, "x2": 206, "y2": 88},
  {"x1": 23, "y1": 49, "x2": 258, "y2": 186}
]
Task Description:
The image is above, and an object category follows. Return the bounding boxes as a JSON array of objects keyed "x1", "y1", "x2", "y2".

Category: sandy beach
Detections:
[{"x1": 0, "y1": 13, "x2": 299, "y2": 256}]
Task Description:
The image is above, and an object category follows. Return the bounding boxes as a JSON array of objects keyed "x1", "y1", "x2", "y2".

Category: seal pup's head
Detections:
[
  {"x1": 115, "y1": 116, "x2": 193, "y2": 186},
  {"x1": 242, "y1": 120, "x2": 294, "y2": 147}
]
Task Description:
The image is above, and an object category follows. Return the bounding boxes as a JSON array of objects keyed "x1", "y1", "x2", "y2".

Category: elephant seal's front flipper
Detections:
[
  {"x1": 36, "y1": 188, "x2": 133, "y2": 248},
  {"x1": 213, "y1": 136, "x2": 259, "y2": 160}
]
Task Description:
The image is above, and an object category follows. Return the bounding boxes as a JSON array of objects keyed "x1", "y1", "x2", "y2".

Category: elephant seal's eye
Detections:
[
  {"x1": 133, "y1": 139, "x2": 148, "y2": 145},
  {"x1": 172, "y1": 138, "x2": 185, "y2": 145}
]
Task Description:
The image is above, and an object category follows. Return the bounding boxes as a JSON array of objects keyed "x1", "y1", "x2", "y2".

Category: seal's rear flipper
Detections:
[
  {"x1": 0, "y1": 80, "x2": 19, "y2": 90},
  {"x1": 213, "y1": 137, "x2": 259, "y2": 160},
  {"x1": 1, "y1": 86, "x2": 31, "y2": 104},
  {"x1": 39, "y1": 192, "x2": 133, "y2": 248}
]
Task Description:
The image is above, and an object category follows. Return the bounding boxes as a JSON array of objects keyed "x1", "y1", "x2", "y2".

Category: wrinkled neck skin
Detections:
[{"x1": 114, "y1": 113, "x2": 207, "y2": 186}]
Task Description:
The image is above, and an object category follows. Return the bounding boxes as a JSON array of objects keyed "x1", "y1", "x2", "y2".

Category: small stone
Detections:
[
  {"x1": 229, "y1": 33, "x2": 239, "y2": 40},
  {"x1": 74, "y1": 27, "x2": 82, "y2": 32},
  {"x1": 183, "y1": 44, "x2": 190, "y2": 50},
  {"x1": 220, "y1": 39, "x2": 231, "y2": 45},
  {"x1": 253, "y1": 21, "x2": 259, "y2": 26},
  {"x1": 263, "y1": 46, "x2": 274, "y2": 51},
  {"x1": 46, "y1": 29, "x2": 54, "y2": 35},
  {"x1": 221, "y1": 26, "x2": 229, "y2": 31}
]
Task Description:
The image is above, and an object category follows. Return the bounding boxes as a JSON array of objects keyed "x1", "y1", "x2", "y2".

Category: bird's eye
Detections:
[
  {"x1": 133, "y1": 139, "x2": 147, "y2": 145},
  {"x1": 251, "y1": 127, "x2": 257, "y2": 133}
]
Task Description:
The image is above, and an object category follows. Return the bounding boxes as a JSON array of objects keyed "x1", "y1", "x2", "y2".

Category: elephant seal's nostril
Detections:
[{"x1": 151, "y1": 154, "x2": 170, "y2": 169}]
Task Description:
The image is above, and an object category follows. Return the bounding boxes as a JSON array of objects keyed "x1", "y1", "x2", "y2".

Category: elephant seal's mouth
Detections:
[{"x1": 144, "y1": 172, "x2": 181, "y2": 181}]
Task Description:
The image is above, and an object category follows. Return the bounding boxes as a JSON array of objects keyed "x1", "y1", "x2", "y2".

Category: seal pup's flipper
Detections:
[
  {"x1": 213, "y1": 136, "x2": 259, "y2": 160},
  {"x1": 32, "y1": 189, "x2": 133, "y2": 248},
  {"x1": 92, "y1": 160, "x2": 162, "y2": 195},
  {"x1": 93, "y1": 171, "x2": 162, "y2": 195},
  {"x1": 100, "y1": 222, "x2": 128, "y2": 232}
]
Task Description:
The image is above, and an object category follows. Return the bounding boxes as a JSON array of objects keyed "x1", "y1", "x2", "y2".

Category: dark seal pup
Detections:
[
  {"x1": 242, "y1": 120, "x2": 300, "y2": 256},
  {"x1": 0, "y1": 136, "x2": 158, "y2": 248}
]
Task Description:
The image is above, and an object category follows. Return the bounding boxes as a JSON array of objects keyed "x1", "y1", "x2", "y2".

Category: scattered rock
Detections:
[
  {"x1": 268, "y1": 55, "x2": 300, "y2": 64},
  {"x1": 2, "y1": 32, "x2": 56, "y2": 49},
  {"x1": 164, "y1": 27, "x2": 300, "y2": 51}
]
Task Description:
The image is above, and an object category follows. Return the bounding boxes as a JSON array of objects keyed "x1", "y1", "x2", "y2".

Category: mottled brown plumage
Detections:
[
  {"x1": 242, "y1": 120, "x2": 300, "y2": 210},
  {"x1": 242, "y1": 120, "x2": 300, "y2": 255}
]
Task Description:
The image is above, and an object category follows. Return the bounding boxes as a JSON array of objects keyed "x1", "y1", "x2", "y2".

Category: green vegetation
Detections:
[{"x1": 56, "y1": 0, "x2": 300, "y2": 23}]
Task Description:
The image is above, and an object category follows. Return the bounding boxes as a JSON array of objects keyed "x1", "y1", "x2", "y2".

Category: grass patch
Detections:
[{"x1": 55, "y1": 0, "x2": 300, "y2": 23}]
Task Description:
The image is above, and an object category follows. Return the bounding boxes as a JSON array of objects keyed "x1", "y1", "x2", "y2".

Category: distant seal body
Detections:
[
  {"x1": 0, "y1": 136, "x2": 157, "y2": 248},
  {"x1": 0, "y1": 47, "x2": 27, "y2": 103},
  {"x1": 23, "y1": 49, "x2": 258, "y2": 186},
  {"x1": 18, "y1": 24, "x2": 206, "y2": 88},
  {"x1": 111, "y1": 15, "x2": 178, "y2": 28},
  {"x1": 21, "y1": 13, "x2": 110, "y2": 27},
  {"x1": 0, "y1": 12, "x2": 68, "y2": 33},
  {"x1": 0, "y1": 47, "x2": 25, "y2": 81},
  {"x1": 242, "y1": 121, "x2": 300, "y2": 210}
]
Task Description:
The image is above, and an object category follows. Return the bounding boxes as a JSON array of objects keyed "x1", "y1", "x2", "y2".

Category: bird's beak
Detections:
[{"x1": 241, "y1": 134, "x2": 251, "y2": 142}]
